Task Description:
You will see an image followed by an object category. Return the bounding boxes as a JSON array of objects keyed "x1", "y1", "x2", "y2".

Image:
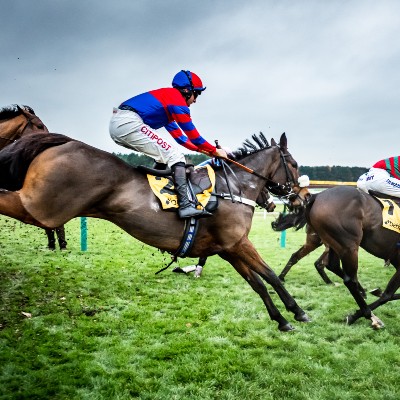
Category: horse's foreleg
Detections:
[
  {"x1": 278, "y1": 250, "x2": 302, "y2": 281},
  {"x1": 279, "y1": 236, "x2": 323, "y2": 282},
  {"x1": 228, "y1": 237, "x2": 311, "y2": 324},
  {"x1": 194, "y1": 256, "x2": 207, "y2": 278},
  {"x1": 55, "y1": 225, "x2": 67, "y2": 250},
  {"x1": 219, "y1": 251, "x2": 294, "y2": 331},
  {"x1": 45, "y1": 228, "x2": 56, "y2": 250}
]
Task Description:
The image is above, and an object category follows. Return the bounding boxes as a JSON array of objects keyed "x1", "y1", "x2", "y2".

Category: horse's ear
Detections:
[
  {"x1": 279, "y1": 132, "x2": 287, "y2": 150},
  {"x1": 271, "y1": 138, "x2": 277, "y2": 146}
]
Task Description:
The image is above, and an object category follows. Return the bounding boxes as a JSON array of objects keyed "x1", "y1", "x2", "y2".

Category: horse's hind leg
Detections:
[
  {"x1": 220, "y1": 252, "x2": 294, "y2": 331},
  {"x1": 314, "y1": 247, "x2": 333, "y2": 284},
  {"x1": 339, "y1": 248, "x2": 374, "y2": 325},
  {"x1": 348, "y1": 261, "x2": 400, "y2": 327},
  {"x1": 224, "y1": 237, "x2": 311, "y2": 325},
  {"x1": 324, "y1": 248, "x2": 366, "y2": 297}
]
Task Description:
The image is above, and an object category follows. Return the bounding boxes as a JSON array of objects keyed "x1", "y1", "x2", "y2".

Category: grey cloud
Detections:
[{"x1": 1, "y1": 0, "x2": 400, "y2": 167}]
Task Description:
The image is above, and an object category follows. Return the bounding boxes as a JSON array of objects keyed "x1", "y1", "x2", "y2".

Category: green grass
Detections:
[{"x1": 1, "y1": 212, "x2": 400, "y2": 400}]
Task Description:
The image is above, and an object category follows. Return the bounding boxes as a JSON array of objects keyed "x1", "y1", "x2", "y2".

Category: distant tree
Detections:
[
  {"x1": 114, "y1": 152, "x2": 368, "y2": 181},
  {"x1": 299, "y1": 166, "x2": 368, "y2": 181},
  {"x1": 113, "y1": 152, "x2": 209, "y2": 167},
  {"x1": 114, "y1": 152, "x2": 154, "y2": 167}
]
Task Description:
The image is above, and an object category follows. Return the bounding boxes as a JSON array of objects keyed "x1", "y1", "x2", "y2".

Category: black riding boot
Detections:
[{"x1": 172, "y1": 163, "x2": 212, "y2": 219}]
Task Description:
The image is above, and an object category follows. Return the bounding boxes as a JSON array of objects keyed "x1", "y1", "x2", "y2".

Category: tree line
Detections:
[{"x1": 114, "y1": 152, "x2": 368, "y2": 182}]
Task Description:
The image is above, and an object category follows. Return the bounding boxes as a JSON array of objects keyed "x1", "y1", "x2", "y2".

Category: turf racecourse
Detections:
[{"x1": 1, "y1": 212, "x2": 400, "y2": 400}]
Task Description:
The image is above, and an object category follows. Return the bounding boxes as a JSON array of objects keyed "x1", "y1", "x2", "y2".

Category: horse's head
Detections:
[
  {"x1": 267, "y1": 133, "x2": 311, "y2": 208},
  {"x1": 0, "y1": 105, "x2": 49, "y2": 150},
  {"x1": 18, "y1": 105, "x2": 49, "y2": 135}
]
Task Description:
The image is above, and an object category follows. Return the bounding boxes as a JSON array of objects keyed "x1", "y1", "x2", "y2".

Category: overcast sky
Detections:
[{"x1": 2, "y1": 0, "x2": 399, "y2": 167}]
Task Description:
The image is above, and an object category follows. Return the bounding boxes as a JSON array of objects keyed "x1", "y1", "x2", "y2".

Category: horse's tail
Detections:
[{"x1": 0, "y1": 133, "x2": 75, "y2": 190}]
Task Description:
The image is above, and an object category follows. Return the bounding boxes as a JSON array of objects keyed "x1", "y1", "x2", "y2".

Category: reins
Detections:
[
  {"x1": 201, "y1": 149, "x2": 290, "y2": 192},
  {"x1": 201, "y1": 146, "x2": 296, "y2": 199}
]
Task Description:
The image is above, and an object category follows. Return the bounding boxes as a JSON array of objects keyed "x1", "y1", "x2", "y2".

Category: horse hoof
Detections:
[
  {"x1": 295, "y1": 312, "x2": 312, "y2": 323},
  {"x1": 371, "y1": 313, "x2": 385, "y2": 330},
  {"x1": 346, "y1": 315, "x2": 354, "y2": 325},
  {"x1": 194, "y1": 266, "x2": 203, "y2": 278},
  {"x1": 279, "y1": 323, "x2": 295, "y2": 332},
  {"x1": 370, "y1": 288, "x2": 382, "y2": 297}
]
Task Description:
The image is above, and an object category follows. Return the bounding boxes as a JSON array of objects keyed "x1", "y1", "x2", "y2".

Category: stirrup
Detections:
[{"x1": 178, "y1": 206, "x2": 212, "y2": 219}]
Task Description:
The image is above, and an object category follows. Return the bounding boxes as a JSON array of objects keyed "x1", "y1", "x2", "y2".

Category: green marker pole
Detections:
[
  {"x1": 280, "y1": 205, "x2": 287, "y2": 248},
  {"x1": 80, "y1": 217, "x2": 87, "y2": 251}
]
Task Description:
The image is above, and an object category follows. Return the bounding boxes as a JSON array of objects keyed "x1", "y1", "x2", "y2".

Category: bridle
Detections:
[
  {"x1": 217, "y1": 145, "x2": 309, "y2": 207},
  {"x1": 264, "y1": 148, "x2": 296, "y2": 196},
  {"x1": 266, "y1": 149, "x2": 310, "y2": 207}
]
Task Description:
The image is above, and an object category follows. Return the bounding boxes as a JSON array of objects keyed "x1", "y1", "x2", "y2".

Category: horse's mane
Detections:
[
  {"x1": 0, "y1": 104, "x2": 35, "y2": 121},
  {"x1": 0, "y1": 133, "x2": 75, "y2": 191},
  {"x1": 232, "y1": 132, "x2": 272, "y2": 161}
]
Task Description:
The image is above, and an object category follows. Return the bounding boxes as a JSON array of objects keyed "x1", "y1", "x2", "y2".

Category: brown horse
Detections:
[
  {"x1": 0, "y1": 131, "x2": 311, "y2": 331},
  {"x1": 0, "y1": 104, "x2": 67, "y2": 250},
  {"x1": 295, "y1": 186, "x2": 400, "y2": 329}
]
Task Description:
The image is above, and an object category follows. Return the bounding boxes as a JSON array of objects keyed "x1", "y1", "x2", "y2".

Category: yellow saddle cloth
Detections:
[
  {"x1": 147, "y1": 164, "x2": 216, "y2": 210},
  {"x1": 376, "y1": 198, "x2": 400, "y2": 233}
]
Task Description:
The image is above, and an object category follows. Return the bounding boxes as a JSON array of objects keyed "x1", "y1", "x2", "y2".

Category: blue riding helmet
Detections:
[{"x1": 172, "y1": 70, "x2": 206, "y2": 92}]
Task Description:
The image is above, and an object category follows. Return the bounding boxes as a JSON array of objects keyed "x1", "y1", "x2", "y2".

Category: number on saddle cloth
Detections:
[{"x1": 369, "y1": 190, "x2": 400, "y2": 234}]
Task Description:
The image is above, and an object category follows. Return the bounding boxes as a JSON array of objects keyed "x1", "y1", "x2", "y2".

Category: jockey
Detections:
[
  {"x1": 357, "y1": 156, "x2": 400, "y2": 198},
  {"x1": 109, "y1": 70, "x2": 228, "y2": 218}
]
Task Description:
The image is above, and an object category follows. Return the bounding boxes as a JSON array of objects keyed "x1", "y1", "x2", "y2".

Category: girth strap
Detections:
[
  {"x1": 155, "y1": 217, "x2": 199, "y2": 274},
  {"x1": 212, "y1": 192, "x2": 257, "y2": 208}
]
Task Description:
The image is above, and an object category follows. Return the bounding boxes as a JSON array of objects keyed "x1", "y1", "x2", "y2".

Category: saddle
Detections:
[
  {"x1": 369, "y1": 190, "x2": 400, "y2": 234},
  {"x1": 137, "y1": 164, "x2": 218, "y2": 213}
]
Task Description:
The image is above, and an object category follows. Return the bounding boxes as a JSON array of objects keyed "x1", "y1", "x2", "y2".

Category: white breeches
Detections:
[
  {"x1": 357, "y1": 168, "x2": 400, "y2": 198},
  {"x1": 109, "y1": 108, "x2": 185, "y2": 167}
]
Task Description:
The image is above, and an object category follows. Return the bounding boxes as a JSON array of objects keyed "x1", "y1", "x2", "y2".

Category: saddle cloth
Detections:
[
  {"x1": 147, "y1": 164, "x2": 215, "y2": 210},
  {"x1": 376, "y1": 197, "x2": 400, "y2": 234}
]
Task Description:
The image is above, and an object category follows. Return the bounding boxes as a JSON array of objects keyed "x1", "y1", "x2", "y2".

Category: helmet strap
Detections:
[
  {"x1": 181, "y1": 70, "x2": 194, "y2": 91},
  {"x1": 179, "y1": 88, "x2": 193, "y2": 101}
]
